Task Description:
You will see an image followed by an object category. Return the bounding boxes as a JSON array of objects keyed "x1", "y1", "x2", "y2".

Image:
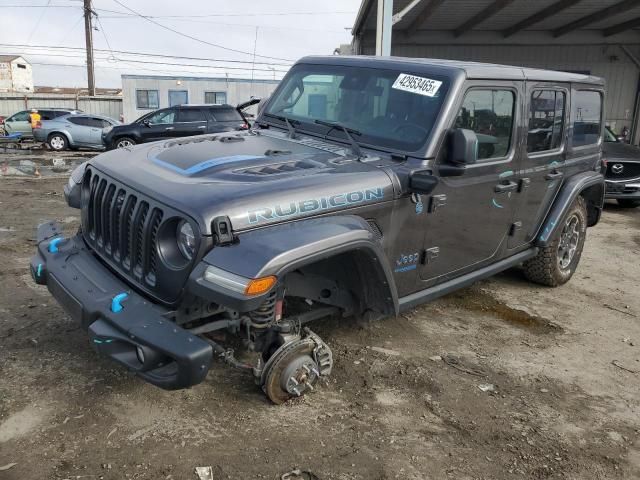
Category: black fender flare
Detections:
[
  {"x1": 188, "y1": 215, "x2": 399, "y2": 315},
  {"x1": 536, "y1": 171, "x2": 604, "y2": 248}
]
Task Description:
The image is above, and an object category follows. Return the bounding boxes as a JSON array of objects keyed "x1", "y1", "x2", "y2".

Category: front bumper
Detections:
[
  {"x1": 605, "y1": 181, "x2": 640, "y2": 199},
  {"x1": 30, "y1": 221, "x2": 213, "y2": 390}
]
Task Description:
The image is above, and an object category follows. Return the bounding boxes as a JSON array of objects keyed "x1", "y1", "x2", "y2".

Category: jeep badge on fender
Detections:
[{"x1": 32, "y1": 56, "x2": 605, "y2": 404}]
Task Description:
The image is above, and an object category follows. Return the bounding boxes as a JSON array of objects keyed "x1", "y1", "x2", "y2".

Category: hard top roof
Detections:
[{"x1": 296, "y1": 55, "x2": 605, "y2": 86}]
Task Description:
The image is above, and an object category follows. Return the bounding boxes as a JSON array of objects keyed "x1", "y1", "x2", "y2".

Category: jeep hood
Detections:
[{"x1": 89, "y1": 131, "x2": 395, "y2": 235}]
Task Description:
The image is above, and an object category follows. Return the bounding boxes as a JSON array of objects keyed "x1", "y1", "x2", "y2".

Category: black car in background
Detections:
[
  {"x1": 603, "y1": 126, "x2": 640, "y2": 208},
  {"x1": 103, "y1": 103, "x2": 251, "y2": 149}
]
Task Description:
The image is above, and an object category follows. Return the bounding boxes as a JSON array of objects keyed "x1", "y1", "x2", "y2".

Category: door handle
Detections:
[
  {"x1": 197, "y1": 125, "x2": 206, "y2": 129},
  {"x1": 494, "y1": 181, "x2": 518, "y2": 193},
  {"x1": 165, "y1": 127, "x2": 175, "y2": 130},
  {"x1": 545, "y1": 170, "x2": 563, "y2": 181}
]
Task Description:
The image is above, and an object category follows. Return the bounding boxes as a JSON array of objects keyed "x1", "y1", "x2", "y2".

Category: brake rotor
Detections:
[{"x1": 263, "y1": 337, "x2": 319, "y2": 404}]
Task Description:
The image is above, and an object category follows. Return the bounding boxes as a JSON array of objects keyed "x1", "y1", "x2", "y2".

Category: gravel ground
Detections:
[{"x1": 1, "y1": 169, "x2": 639, "y2": 480}]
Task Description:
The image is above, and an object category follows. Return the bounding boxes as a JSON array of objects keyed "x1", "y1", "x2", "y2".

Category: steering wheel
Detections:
[{"x1": 392, "y1": 123, "x2": 429, "y2": 137}]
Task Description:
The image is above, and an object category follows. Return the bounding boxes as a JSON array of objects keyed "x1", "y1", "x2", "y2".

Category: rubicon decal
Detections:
[{"x1": 247, "y1": 187, "x2": 385, "y2": 224}]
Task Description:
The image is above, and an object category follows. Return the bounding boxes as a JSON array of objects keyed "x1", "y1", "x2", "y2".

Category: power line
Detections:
[
  {"x1": 0, "y1": 43, "x2": 294, "y2": 66},
  {"x1": 109, "y1": 0, "x2": 294, "y2": 62},
  {"x1": 25, "y1": 0, "x2": 52, "y2": 44}
]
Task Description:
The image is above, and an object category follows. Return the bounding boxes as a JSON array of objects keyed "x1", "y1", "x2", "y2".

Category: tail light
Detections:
[
  {"x1": 239, "y1": 121, "x2": 249, "y2": 130},
  {"x1": 0, "y1": 116, "x2": 4, "y2": 124}
]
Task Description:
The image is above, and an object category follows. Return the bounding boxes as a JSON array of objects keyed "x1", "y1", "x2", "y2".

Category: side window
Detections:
[
  {"x1": 147, "y1": 109, "x2": 176, "y2": 125},
  {"x1": 68, "y1": 117, "x2": 89, "y2": 126},
  {"x1": 8, "y1": 111, "x2": 29, "y2": 122},
  {"x1": 85, "y1": 117, "x2": 106, "y2": 128},
  {"x1": 136, "y1": 90, "x2": 159, "y2": 109},
  {"x1": 572, "y1": 90, "x2": 602, "y2": 147},
  {"x1": 177, "y1": 108, "x2": 206, "y2": 123},
  {"x1": 527, "y1": 90, "x2": 566, "y2": 153},
  {"x1": 455, "y1": 89, "x2": 515, "y2": 160}
]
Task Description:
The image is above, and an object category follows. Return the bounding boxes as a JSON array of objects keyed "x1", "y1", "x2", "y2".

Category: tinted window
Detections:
[
  {"x1": 527, "y1": 90, "x2": 565, "y2": 153},
  {"x1": 455, "y1": 89, "x2": 515, "y2": 160},
  {"x1": 178, "y1": 108, "x2": 206, "y2": 122},
  {"x1": 136, "y1": 90, "x2": 159, "y2": 109},
  {"x1": 147, "y1": 110, "x2": 175, "y2": 124},
  {"x1": 205, "y1": 91, "x2": 227, "y2": 104},
  {"x1": 8, "y1": 111, "x2": 29, "y2": 122},
  {"x1": 82, "y1": 117, "x2": 108, "y2": 128},
  {"x1": 211, "y1": 108, "x2": 242, "y2": 122},
  {"x1": 68, "y1": 117, "x2": 89, "y2": 126},
  {"x1": 572, "y1": 90, "x2": 602, "y2": 147}
]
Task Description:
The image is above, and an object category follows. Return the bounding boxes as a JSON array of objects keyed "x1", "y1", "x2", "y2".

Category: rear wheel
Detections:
[
  {"x1": 523, "y1": 196, "x2": 587, "y2": 287},
  {"x1": 114, "y1": 137, "x2": 135, "y2": 149},
  {"x1": 617, "y1": 199, "x2": 640, "y2": 208},
  {"x1": 48, "y1": 133, "x2": 68, "y2": 151}
]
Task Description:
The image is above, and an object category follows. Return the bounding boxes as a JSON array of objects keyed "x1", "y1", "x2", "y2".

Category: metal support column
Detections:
[{"x1": 376, "y1": 0, "x2": 393, "y2": 56}]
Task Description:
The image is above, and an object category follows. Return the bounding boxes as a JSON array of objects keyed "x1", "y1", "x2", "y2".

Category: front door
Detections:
[
  {"x1": 141, "y1": 109, "x2": 177, "y2": 142},
  {"x1": 508, "y1": 84, "x2": 569, "y2": 249},
  {"x1": 420, "y1": 83, "x2": 523, "y2": 284},
  {"x1": 4, "y1": 110, "x2": 31, "y2": 136}
]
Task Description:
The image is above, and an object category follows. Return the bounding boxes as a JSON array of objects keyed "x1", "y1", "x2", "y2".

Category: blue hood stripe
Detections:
[{"x1": 152, "y1": 154, "x2": 265, "y2": 175}]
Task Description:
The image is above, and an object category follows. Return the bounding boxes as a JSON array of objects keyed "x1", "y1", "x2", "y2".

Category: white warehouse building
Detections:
[
  {"x1": 0, "y1": 55, "x2": 34, "y2": 93},
  {"x1": 351, "y1": 0, "x2": 640, "y2": 143},
  {"x1": 120, "y1": 75, "x2": 281, "y2": 123}
]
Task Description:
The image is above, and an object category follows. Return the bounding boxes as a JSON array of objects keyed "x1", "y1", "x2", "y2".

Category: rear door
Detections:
[
  {"x1": 420, "y1": 82, "x2": 523, "y2": 284},
  {"x1": 175, "y1": 108, "x2": 208, "y2": 137},
  {"x1": 508, "y1": 84, "x2": 569, "y2": 249}
]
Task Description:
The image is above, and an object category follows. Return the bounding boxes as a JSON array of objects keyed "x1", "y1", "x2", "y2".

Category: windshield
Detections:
[{"x1": 264, "y1": 63, "x2": 450, "y2": 152}]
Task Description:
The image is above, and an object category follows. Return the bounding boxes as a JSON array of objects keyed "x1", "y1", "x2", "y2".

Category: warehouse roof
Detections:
[{"x1": 353, "y1": 0, "x2": 640, "y2": 40}]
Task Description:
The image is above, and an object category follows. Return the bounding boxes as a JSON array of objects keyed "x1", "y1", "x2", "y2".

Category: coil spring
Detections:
[{"x1": 249, "y1": 290, "x2": 277, "y2": 327}]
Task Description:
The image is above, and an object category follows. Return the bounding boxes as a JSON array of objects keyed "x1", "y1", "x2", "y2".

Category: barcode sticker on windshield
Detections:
[{"x1": 392, "y1": 73, "x2": 442, "y2": 97}]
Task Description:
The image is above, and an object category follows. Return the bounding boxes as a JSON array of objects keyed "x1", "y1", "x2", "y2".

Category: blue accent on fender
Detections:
[
  {"x1": 394, "y1": 264, "x2": 417, "y2": 273},
  {"x1": 152, "y1": 154, "x2": 264, "y2": 176},
  {"x1": 37, "y1": 263, "x2": 42, "y2": 278},
  {"x1": 540, "y1": 220, "x2": 556, "y2": 242},
  {"x1": 499, "y1": 170, "x2": 514, "y2": 179},
  {"x1": 48, "y1": 237, "x2": 63, "y2": 253},
  {"x1": 111, "y1": 293, "x2": 128, "y2": 313},
  {"x1": 492, "y1": 198, "x2": 504, "y2": 209},
  {"x1": 93, "y1": 338, "x2": 114, "y2": 344},
  {"x1": 415, "y1": 201, "x2": 424, "y2": 214}
]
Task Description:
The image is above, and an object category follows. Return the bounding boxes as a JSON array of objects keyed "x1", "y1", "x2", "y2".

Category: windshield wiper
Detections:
[
  {"x1": 314, "y1": 119, "x2": 363, "y2": 160},
  {"x1": 263, "y1": 113, "x2": 298, "y2": 139}
]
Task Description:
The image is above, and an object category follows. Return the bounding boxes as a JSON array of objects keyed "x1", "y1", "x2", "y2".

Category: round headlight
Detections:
[{"x1": 177, "y1": 221, "x2": 196, "y2": 260}]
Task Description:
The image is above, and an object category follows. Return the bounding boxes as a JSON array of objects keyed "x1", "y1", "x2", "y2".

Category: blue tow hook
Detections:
[
  {"x1": 111, "y1": 293, "x2": 129, "y2": 313},
  {"x1": 48, "y1": 237, "x2": 63, "y2": 253}
]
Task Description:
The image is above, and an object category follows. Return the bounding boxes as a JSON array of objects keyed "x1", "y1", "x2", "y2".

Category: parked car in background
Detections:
[
  {"x1": 103, "y1": 103, "x2": 251, "y2": 149},
  {"x1": 0, "y1": 108, "x2": 82, "y2": 137},
  {"x1": 33, "y1": 113, "x2": 120, "y2": 151},
  {"x1": 603, "y1": 126, "x2": 640, "y2": 208}
]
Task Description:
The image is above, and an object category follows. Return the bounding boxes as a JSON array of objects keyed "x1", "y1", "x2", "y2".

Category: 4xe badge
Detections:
[{"x1": 394, "y1": 252, "x2": 419, "y2": 273}]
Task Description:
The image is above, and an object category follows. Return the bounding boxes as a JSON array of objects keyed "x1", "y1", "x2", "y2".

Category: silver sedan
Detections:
[{"x1": 33, "y1": 113, "x2": 120, "y2": 151}]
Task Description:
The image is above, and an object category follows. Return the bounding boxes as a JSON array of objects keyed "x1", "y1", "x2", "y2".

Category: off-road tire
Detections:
[
  {"x1": 523, "y1": 196, "x2": 587, "y2": 287},
  {"x1": 48, "y1": 133, "x2": 68, "y2": 151},
  {"x1": 113, "y1": 137, "x2": 136, "y2": 149},
  {"x1": 617, "y1": 199, "x2": 640, "y2": 208}
]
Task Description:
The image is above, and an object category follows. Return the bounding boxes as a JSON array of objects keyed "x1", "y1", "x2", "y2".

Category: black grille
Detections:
[
  {"x1": 82, "y1": 170, "x2": 163, "y2": 287},
  {"x1": 606, "y1": 161, "x2": 640, "y2": 181}
]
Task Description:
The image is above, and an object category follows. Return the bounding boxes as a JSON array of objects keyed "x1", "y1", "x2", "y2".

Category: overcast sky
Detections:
[{"x1": 0, "y1": 0, "x2": 361, "y2": 88}]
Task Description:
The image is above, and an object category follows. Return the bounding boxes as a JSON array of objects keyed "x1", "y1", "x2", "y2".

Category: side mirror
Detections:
[
  {"x1": 616, "y1": 134, "x2": 626, "y2": 143},
  {"x1": 450, "y1": 128, "x2": 478, "y2": 165},
  {"x1": 410, "y1": 171, "x2": 438, "y2": 195},
  {"x1": 143, "y1": 119, "x2": 150, "y2": 127}
]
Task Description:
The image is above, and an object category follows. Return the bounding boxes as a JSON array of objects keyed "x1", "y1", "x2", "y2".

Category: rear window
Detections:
[
  {"x1": 211, "y1": 108, "x2": 241, "y2": 122},
  {"x1": 571, "y1": 90, "x2": 602, "y2": 147}
]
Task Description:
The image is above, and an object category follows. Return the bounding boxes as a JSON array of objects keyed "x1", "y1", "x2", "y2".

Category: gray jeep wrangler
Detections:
[{"x1": 31, "y1": 56, "x2": 605, "y2": 404}]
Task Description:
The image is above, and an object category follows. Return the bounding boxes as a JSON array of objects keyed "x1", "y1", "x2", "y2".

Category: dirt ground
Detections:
[{"x1": 1, "y1": 166, "x2": 640, "y2": 479}]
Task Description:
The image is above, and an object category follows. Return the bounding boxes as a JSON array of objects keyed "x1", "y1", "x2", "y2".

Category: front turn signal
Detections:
[{"x1": 244, "y1": 276, "x2": 277, "y2": 296}]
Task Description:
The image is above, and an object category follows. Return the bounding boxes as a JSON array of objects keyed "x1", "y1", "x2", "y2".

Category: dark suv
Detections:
[
  {"x1": 603, "y1": 126, "x2": 640, "y2": 208},
  {"x1": 103, "y1": 104, "x2": 249, "y2": 149},
  {"x1": 32, "y1": 56, "x2": 605, "y2": 404}
]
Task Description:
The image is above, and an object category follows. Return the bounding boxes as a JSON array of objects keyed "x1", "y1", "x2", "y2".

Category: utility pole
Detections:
[{"x1": 83, "y1": 0, "x2": 96, "y2": 95}]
